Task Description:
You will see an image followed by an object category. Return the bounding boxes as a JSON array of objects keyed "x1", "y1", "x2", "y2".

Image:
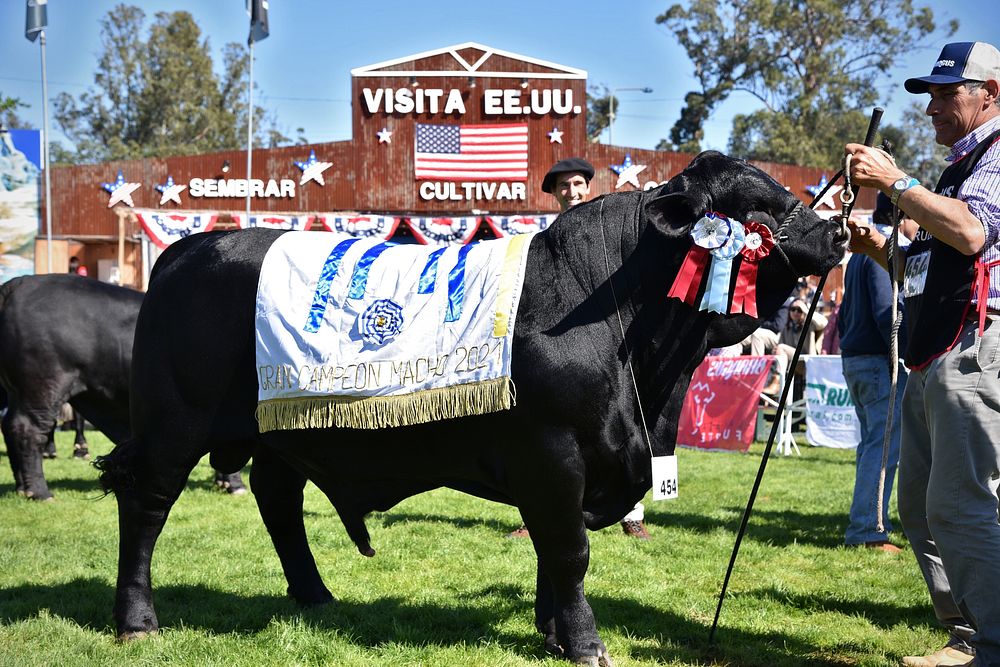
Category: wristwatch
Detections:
[{"x1": 890, "y1": 176, "x2": 920, "y2": 207}]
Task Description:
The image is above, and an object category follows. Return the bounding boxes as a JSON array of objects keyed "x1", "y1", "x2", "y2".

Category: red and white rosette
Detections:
[
  {"x1": 730, "y1": 221, "x2": 775, "y2": 317},
  {"x1": 667, "y1": 212, "x2": 732, "y2": 306}
]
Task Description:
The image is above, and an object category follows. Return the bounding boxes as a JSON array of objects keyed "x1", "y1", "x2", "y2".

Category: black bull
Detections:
[
  {"x1": 0, "y1": 274, "x2": 244, "y2": 500},
  {"x1": 98, "y1": 152, "x2": 846, "y2": 664}
]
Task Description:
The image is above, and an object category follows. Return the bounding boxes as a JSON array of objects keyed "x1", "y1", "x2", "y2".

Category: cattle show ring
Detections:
[{"x1": 6, "y1": 8, "x2": 962, "y2": 667}]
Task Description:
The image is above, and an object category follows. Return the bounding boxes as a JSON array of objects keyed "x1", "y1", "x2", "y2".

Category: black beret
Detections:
[{"x1": 541, "y1": 157, "x2": 595, "y2": 194}]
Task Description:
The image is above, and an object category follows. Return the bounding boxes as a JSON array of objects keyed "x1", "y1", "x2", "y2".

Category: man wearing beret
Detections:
[
  {"x1": 541, "y1": 156, "x2": 595, "y2": 212},
  {"x1": 846, "y1": 41, "x2": 1000, "y2": 667}
]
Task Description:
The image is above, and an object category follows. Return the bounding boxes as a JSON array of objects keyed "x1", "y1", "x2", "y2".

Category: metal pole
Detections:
[
  {"x1": 246, "y1": 40, "x2": 254, "y2": 222},
  {"x1": 40, "y1": 31, "x2": 53, "y2": 274}
]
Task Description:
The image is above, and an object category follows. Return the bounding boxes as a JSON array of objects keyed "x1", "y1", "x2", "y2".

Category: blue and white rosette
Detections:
[
  {"x1": 699, "y1": 220, "x2": 746, "y2": 313},
  {"x1": 691, "y1": 212, "x2": 732, "y2": 250},
  {"x1": 359, "y1": 298, "x2": 405, "y2": 347}
]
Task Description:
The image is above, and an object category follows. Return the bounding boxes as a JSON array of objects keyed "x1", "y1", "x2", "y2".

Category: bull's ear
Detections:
[{"x1": 643, "y1": 188, "x2": 709, "y2": 239}]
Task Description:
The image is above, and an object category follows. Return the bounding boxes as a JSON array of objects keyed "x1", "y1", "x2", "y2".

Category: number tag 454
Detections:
[{"x1": 651, "y1": 455, "x2": 678, "y2": 501}]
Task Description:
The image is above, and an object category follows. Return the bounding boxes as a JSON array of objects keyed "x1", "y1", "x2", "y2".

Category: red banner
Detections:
[{"x1": 677, "y1": 355, "x2": 773, "y2": 452}]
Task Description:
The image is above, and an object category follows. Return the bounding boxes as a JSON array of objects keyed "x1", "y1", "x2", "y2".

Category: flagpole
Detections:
[
  {"x1": 40, "y1": 29, "x2": 52, "y2": 274},
  {"x1": 246, "y1": 39, "x2": 254, "y2": 223}
]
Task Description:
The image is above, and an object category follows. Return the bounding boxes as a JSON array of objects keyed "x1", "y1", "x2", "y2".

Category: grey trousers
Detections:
[{"x1": 898, "y1": 317, "x2": 1000, "y2": 664}]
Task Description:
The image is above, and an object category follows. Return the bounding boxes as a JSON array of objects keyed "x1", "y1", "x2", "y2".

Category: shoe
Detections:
[
  {"x1": 621, "y1": 520, "x2": 650, "y2": 539},
  {"x1": 864, "y1": 540, "x2": 902, "y2": 554},
  {"x1": 506, "y1": 525, "x2": 530, "y2": 538},
  {"x1": 901, "y1": 646, "x2": 974, "y2": 666}
]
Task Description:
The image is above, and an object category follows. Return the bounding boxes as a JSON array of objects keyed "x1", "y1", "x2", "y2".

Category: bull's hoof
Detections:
[
  {"x1": 24, "y1": 491, "x2": 55, "y2": 502},
  {"x1": 572, "y1": 651, "x2": 614, "y2": 667},
  {"x1": 73, "y1": 445, "x2": 90, "y2": 460},
  {"x1": 116, "y1": 630, "x2": 156, "y2": 642},
  {"x1": 289, "y1": 587, "x2": 333, "y2": 607},
  {"x1": 42, "y1": 451, "x2": 57, "y2": 459}
]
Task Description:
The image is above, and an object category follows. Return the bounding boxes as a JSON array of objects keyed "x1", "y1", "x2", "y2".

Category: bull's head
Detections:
[{"x1": 644, "y1": 151, "x2": 848, "y2": 280}]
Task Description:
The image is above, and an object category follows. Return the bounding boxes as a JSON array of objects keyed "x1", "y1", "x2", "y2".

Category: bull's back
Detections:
[{"x1": 131, "y1": 229, "x2": 284, "y2": 436}]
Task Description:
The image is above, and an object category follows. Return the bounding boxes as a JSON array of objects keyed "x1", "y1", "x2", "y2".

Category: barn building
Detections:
[{"x1": 38, "y1": 42, "x2": 859, "y2": 297}]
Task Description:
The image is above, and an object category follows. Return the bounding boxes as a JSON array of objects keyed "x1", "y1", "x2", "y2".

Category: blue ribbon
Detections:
[
  {"x1": 417, "y1": 247, "x2": 447, "y2": 294},
  {"x1": 347, "y1": 242, "x2": 393, "y2": 299},
  {"x1": 304, "y1": 237, "x2": 361, "y2": 333},
  {"x1": 445, "y1": 244, "x2": 475, "y2": 323}
]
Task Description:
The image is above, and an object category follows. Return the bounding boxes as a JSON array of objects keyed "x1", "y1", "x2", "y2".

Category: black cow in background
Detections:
[
  {"x1": 99, "y1": 152, "x2": 847, "y2": 664},
  {"x1": 0, "y1": 274, "x2": 245, "y2": 500}
]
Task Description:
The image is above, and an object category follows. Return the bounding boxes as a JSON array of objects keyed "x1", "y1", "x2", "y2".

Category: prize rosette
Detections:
[
  {"x1": 700, "y1": 221, "x2": 746, "y2": 313},
  {"x1": 359, "y1": 298, "x2": 404, "y2": 347},
  {"x1": 667, "y1": 213, "x2": 736, "y2": 306},
  {"x1": 730, "y1": 221, "x2": 775, "y2": 318}
]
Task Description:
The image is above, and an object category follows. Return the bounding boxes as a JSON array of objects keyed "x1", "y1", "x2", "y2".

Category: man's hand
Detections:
[
  {"x1": 846, "y1": 217, "x2": 886, "y2": 257},
  {"x1": 844, "y1": 143, "x2": 907, "y2": 193}
]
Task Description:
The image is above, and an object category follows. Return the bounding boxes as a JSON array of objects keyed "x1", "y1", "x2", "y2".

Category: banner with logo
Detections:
[
  {"x1": 0, "y1": 129, "x2": 40, "y2": 282},
  {"x1": 677, "y1": 355, "x2": 773, "y2": 452},
  {"x1": 804, "y1": 355, "x2": 860, "y2": 448}
]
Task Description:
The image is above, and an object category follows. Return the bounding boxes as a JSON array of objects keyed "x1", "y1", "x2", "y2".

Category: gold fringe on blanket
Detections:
[{"x1": 255, "y1": 377, "x2": 514, "y2": 432}]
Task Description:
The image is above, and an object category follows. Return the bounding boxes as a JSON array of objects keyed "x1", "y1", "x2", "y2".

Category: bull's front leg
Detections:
[
  {"x1": 516, "y1": 438, "x2": 611, "y2": 667},
  {"x1": 249, "y1": 447, "x2": 332, "y2": 605},
  {"x1": 524, "y1": 510, "x2": 610, "y2": 666}
]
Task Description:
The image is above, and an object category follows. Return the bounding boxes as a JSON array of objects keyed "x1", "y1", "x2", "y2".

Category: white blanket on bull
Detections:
[{"x1": 255, "y1": 231, "x2": 534, "y2": 431}]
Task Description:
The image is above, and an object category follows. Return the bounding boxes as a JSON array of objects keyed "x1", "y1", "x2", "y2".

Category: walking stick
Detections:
[{"x1": 708, "y1": 107, "x2": 884, "y2": 644}]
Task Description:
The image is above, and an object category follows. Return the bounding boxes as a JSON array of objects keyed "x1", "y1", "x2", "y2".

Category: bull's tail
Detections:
[{"x1": 94, "y1": 439, "x2": 138, "y2": 494}]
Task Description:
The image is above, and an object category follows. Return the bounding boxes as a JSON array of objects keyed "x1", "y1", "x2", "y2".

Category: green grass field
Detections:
[{"x1": 0, "y1": 431, "x2": 945, "y2": 666}]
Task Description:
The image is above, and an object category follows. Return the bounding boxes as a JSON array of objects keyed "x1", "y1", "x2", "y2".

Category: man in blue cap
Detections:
[{"x1": 845, "y1": 41, "x2": 1000, "y2": 667}]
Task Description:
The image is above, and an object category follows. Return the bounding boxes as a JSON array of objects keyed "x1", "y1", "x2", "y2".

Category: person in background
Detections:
[
  {"x1": 508, "y1": 157, "x2": 649, "y2": 540},
  {"x1": 68, "y1": 256, "x2": 88, "y2": 277},
  {"x1": 846, "y1": 41, "x2": 1000, "y2": 667},
  {"x1": 838, "y1": 193, "x2": 910, "y2": 554}
]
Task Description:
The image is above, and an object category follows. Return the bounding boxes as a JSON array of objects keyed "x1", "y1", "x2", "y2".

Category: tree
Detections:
[
  {"x1": 52, "y1": 4, "x2": 293, "y2": 164},
  {"x1": 0, "y1": 94, "x2": 28, "y2": 130},
  {"x1": 656, "y1": 0, "x2": 957, "y2": 167},
  {"x1": 586, "y1": 85, "x2": 615, "y2": 143}
]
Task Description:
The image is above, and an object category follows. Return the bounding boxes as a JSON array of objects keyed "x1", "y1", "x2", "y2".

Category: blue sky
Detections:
[{"x1": 1, "y1": 0, "x2": 996, "y2": 156}]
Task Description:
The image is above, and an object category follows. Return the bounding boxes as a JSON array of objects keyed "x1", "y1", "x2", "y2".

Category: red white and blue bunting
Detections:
[
  {"x1": 406, "y1": 216, "x2": 481, "y2": 246},
  {"x1": 134, "y1": 209, "x2": 218, "y2": 249},
  {"x1": 483, "y1": 214, "x2": 557, "y2": 238},
  {"x1": 315, "y1": 214, "x2": 400, "y2": 240},
  {"x1": 232, "y1": 213, "x2": 314, "y2": 231}
]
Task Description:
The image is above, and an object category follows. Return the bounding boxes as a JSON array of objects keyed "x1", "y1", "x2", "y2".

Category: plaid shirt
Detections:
[{"x1": 947, "y1": 114, "x2": 1000, "y2": 309}]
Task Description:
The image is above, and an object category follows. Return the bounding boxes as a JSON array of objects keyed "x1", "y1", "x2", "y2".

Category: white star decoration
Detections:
[
  {"x1": 155, "y1": 175, "x2": 186, "y2": 206},
  {"x1": 294, "y1": 150, "x2": 333, "y2": 186},
  {"x1": 101, "y1": 170, "x2": 141, "y2": 208},
  {"x1": 547, "y1": 127, "x2": 563, "y2": 144},
  {"x1": 377, "y1": 127, "x2": 393, "y2": 144},
  {"x1": 610, "y1": 153, "x2": 647, "y2": 190},
  {"x1": 805, "y1": 174, "x2": 843, "y2": 210}
]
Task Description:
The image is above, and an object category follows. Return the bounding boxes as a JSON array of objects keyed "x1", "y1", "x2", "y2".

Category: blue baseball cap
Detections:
[{"x1": 905, "y1": 41, "x2": 1000, "y2": 94}]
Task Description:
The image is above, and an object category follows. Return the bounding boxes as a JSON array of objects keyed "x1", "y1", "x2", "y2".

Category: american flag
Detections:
[{"x1": 414, "y1": 122, "x2": 528, "y2": 181}]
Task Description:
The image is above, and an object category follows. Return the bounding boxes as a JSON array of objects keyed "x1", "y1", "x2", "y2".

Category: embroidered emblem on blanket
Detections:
[{"x1": 255, "y1": 231, "x2": 534, "y2": 431}]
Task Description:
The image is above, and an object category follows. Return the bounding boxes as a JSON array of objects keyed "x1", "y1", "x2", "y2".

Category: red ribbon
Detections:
[
  {"x1": 731, "y1": 223, "x2": 775, "y2": 318},
  {"x1": 974, "y1": 258, "x2": 1000, "y2": 336},
  {"x1": 667, "y1": 246, "x2": 710, "y2": 305}
]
